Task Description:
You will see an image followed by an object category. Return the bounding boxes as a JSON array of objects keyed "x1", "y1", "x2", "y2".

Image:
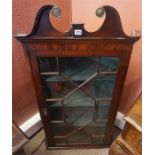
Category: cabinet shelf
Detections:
[
  {"x1": 43, "y1": 75, "x2": 116, "y2": 99},
  {"x1": 48, "y1": 104, "x2": 110, "y2": 125},
  {"x1": 47, "y1": 100, "x2": 111, "y2": 107},
  {"x1": 46, "y1": 97, "x2": 112, "y2": 102},
  {"x1": 41, "y1": 71, "x2": 117, "y2": 82}
]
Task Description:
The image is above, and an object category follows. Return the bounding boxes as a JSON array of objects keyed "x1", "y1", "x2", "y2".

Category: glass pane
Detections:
[
  {"x1": 38, "y1": 56, "x2": 119, "y2": 146},
  {"x1": 63, "y1": 89, "x2": 94, "y2": 127},
  {"x1": 59, "y1": 57, "x2": 97, "y2": 83},
  {"x1": 38, "y1": 57, "x2": 58, "y2": 72},
  {"x1": 95, "y1": 100, "x2": 111, "y2": 121},
  {"x1": 100, "y1": 57, "x2": 119, "y2": 72},
  {"x1": 52, "y1": 123, "x2": 74, "y2": 137},
  {"x1": 54, "y1": 138, "x2": 66, "y2": 146},
  {"x1": 93, "y1": 137, "x2": 103, "y2": 144},
  {"x1": 42, "y1": 75, "x2": 76, "y2": 99},
  {"x1": 67, "y1": 130, "x2": 91, "y2": 144},
  {"x1": 47, "y1": 101, "x2": 62, "y2": 121},
  {"x1": 84, "y1": 121, "x2": 107, "y2": 136},
  {"x1": 82, "y1": 74, "x2": 116, "y2": 98}
]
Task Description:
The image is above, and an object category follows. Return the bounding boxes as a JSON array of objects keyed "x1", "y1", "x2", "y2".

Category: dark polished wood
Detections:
[{"x1": 16, "y1": 5, "x2": 140, "y2": 149}]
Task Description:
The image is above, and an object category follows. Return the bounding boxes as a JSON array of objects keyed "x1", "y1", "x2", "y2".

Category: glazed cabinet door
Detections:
[{"x1": 37, "y1": 56, "x2": 119, "y2": 147}]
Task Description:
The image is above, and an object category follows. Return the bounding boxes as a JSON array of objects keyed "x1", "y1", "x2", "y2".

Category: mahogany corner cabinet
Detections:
[{"x1": 16, "y1": 5, "x2": 140, "y2": 149}]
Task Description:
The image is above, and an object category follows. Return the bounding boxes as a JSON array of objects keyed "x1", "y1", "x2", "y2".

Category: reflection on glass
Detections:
[
  {"x1": 38, "y1": 57, "x2": 58, "y2": 72},
  {"x1": 100, "y1": 57, "x2": 119, "y2": 71},
  {"x1": 82, "y1": 74, "x2": 116, "y2": 98},
  {"x1": 93, "y1": 137, "x2": 103, "y2": 144},
  {"x1": 95, "y1": 100, "x2": 111, "y2": 121},
  {"x1": 54, "y1": 138, "x2": 66, "y2": 146},
  {"x1": 48, "y1": 102, "x2": 62, "y2": 121},
  {"x1": 67, "y1": 130, "x2": 91, "y2": 144},
  {"x1": 52, "y1": 123, "x2": 74, "y2": 137},
  {"x1": 63, "y1": 89, "x2": 94, "y2": 127},
  {"x1": 59, "y1": 57, "x2": 97, "y2": 83},
  {"x1": 42, "y1": 75, "x2": 76, "y2": 98},
  {"x1": 84, "y1": 121, "x2": 107, "y2": 136}
]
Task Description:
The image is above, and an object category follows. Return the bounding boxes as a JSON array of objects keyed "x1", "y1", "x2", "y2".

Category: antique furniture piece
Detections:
[
  {"x1": 12, "y1": 121, "x2": 29, "y2": 154},
  {"x1": 109, "y1": 95, "x2": 142, "y2": 155},
  {"x1": 16, "y1": 5, "x2": 140, "y2": 149}
]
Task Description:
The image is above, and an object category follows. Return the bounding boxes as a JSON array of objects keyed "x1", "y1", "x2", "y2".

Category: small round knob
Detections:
[
  {"x1": 51, "y1": 6, "x2": 61, "y2": 17},
  {"x1": 96, "y1": 7, "x2": 105, "y2": 18}
]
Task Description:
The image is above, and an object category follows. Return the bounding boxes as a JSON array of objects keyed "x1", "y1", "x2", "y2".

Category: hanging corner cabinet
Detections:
[{"x1": 16, "y1": 5, "x2": 140, "y2": 149}]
